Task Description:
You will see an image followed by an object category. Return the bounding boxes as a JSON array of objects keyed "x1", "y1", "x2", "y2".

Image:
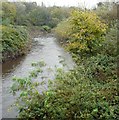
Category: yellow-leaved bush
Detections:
[{"x1": 67, "y1": 10, "x2": 108, "y2": 56}]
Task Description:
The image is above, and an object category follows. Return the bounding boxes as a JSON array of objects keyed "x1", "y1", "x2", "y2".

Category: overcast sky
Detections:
[{"x1": 8, "y1": 0, "x2": 119, "y2": 8}]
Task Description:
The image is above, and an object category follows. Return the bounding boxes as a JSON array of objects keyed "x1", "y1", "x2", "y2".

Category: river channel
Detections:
[{"x1": 2, "y1": 34, "x2": 75, "y2": 118}]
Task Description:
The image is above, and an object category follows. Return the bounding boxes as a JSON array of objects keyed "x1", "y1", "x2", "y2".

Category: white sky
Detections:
[{"x1": 8, "y1": 0, "x2": 119, "y2": 8}]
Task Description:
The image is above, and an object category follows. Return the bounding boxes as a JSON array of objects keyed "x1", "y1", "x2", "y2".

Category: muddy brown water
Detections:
[{"x1": 1, "y1": 34, "x2": 75, "y2": 118}]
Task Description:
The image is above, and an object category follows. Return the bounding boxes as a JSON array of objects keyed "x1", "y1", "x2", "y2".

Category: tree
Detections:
[
  {"x1": 28, "y1": 7, "x2": 51, "y2": 26},
  {"x1": 14, "y1": 2, "x2": 27, "y2": 25},
  {"x1": 95, "y1": 2, "x2": 118, "y2": 24},
  {"x1": 2, "y1": 2, "x2": 16, "y2": 24}
]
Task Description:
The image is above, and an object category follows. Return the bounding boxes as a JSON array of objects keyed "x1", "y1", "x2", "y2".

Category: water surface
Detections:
[{"x1": 2, "y1": 34, "x2": 75, "y2": 118}]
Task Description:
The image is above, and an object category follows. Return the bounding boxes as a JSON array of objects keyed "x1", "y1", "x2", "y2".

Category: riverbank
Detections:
[
  {"x1": 1, "y1": 25, "x2": 29, "y2": 63},
  {"x1": 2, "y1": 25, "x2": 51, "y2": 63},
  {"x1": 9, "y1": 11, "x2": 118, "y2": 119},
  {"x1": 2, "y1": 34, "x2": 74, "y2": 118}
]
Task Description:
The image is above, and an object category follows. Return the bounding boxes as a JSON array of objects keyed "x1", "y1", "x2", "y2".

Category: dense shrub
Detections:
[
  {"x1": 69, "y1": 11, "x2": 107, "y2": 56},
  {"x1": 55, "y1": 10, "x2": 108, "y2": 57},
  {"x1": 11, "y1": 53, "x2": 118, "y2": 119},
  {"x1": 2, "y1": 2, "x2": 16, "y2": 25},
  {"x1": 10, "y1": 4, "x2": 118, "y2": 120},
  {"x1": 95, "y1": 2, "x2": 118, "y2": 26},
  {"x1": 54, "y1": 19, "x2": 72, "y2": 42},
  {"x1": 100, "y1": 20, "x2": 118, "y2": 56},
  {"x1": 1, "y1": 25, "x2": 29, "y2": 62}
]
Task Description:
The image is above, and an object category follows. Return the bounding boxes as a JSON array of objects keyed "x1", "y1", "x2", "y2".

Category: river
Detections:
[{"x1": 2, "y1": 34, "x2": 75, "y2": 118}]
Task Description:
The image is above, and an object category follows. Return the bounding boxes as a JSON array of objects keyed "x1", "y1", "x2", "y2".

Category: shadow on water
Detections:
[
  {"x1": 2, "y1": 56, "x2": 26, "y2": 77},
  {"x1": 2, "y1": 34, "x2": 75, "y2": 118}
]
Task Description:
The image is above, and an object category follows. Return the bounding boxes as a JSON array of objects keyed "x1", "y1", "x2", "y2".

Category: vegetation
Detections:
[
  {"x1": 1, "y1": 2, "x2": 72, "y2": 62},
  {"x1": 54, "y1": 19, "x2": 72, "y2": 42},
  {"x1": 55, "y1": 10, "x2": 108, "y2": 58},
  {"x1": 1, "y1": 25, "x2": 29, "y2": 62},
  {"x1": 2, "y1": 2, "x2": 16, "y2": 25},
  {"x1": 1, "y1": 0, "x2": 118, "y2": 119},
  {"x1": 10, "y1": 1, "x2": 118, "y2": 119},
  {"x1": 94, "y1": 2, "x2": 118, "y2": 26},
  {"x1": 1, "y1": 2, "x2": 71, "y2": 28},
  {"x1": 11, "y1": 52, "x2": 118, "y2": 119}
]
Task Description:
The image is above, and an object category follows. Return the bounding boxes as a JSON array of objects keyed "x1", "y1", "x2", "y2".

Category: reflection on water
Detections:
[
  {"x1": 2, "y1": 56, "x2": 26, "y2": 76},
  {"x1": 2, "y1": 34, "x2": 75, "y2": 118}
]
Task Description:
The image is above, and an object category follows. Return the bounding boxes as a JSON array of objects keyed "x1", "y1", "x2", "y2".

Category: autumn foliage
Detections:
[{"x1": 55, "y1": 10, "x2": 108, "y2": 57}]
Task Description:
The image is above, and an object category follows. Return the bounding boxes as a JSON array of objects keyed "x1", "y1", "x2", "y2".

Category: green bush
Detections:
[
  {"x1": 100, "y1": 20, "x2": 118, "y2": 56},
  {"x1": 94, "y1": 2, "x2": 118, "y2": 26},
  {"x1": 2, "y1": 2, "x2": 16, "y2": 25},
  {"x1": 10, "y1": 8, "x2": 118, "y2": 120},
  {"x1": 54, "y1": 19, "x2": 72, "y2": 42},
  {"x1": 1, "y1": 25, "x2": 29, "y2": 62},
  {"x1": 11, "y1": 54, "x2": 118, "y2": 119}
]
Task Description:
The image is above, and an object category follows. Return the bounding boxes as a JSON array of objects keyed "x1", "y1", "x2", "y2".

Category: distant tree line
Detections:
[{"x1": 1, "y1": 2, "x2": 74, "y2": 28}]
